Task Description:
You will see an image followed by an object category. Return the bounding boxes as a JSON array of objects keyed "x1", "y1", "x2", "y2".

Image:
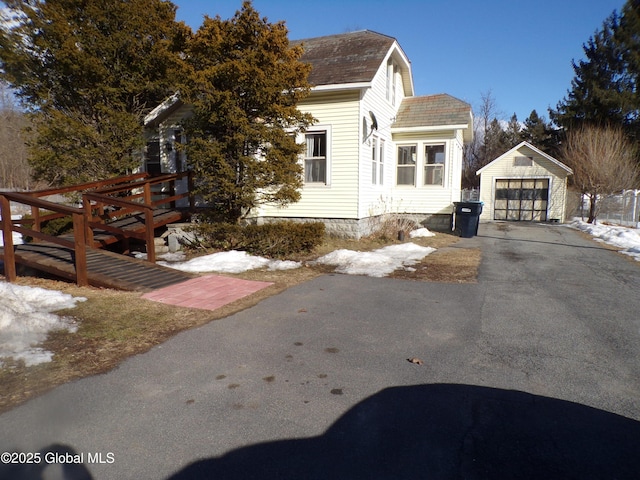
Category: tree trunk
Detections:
[{"x1": 587, "y1": 194, "x2": 597, "y2": 223}]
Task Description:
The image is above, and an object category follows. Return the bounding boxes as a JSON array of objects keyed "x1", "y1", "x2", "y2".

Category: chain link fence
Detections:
[{"x1": 573, "y1": 190, "x2": 640, "y2": 228}]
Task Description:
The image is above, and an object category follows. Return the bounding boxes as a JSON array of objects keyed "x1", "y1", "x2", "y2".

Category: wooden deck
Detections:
[
  {"x1": 0, "y1": 172, "x2": 196, "y2": 290},
  {"x1": 3, "y1": 242, "x2": 194, "y2": 292}
]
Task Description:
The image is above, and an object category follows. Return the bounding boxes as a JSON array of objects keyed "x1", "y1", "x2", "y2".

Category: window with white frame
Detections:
[
  {"x1": 424, "y1": 144, "x2": 445, "y2": 185},
  {"x1": 386, "y1": 60, "x2": 397, "y2": 105},
  {"x1": 392, "y1": 65, "x2": 397, "y2": 106},
  {"x1": 371, "y1": 137, "x2": 385, "y2": 185},
  {"x1": 304, "y1": 131, "x2": 327, "y2": 184},
  {"x1": 396, "y1": 145, "x2": 416, "y2": 186}
]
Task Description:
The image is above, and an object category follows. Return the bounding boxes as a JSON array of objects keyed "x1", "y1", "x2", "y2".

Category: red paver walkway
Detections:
[{"x1": 141, "y1": 275, "x2": 274, "y2": 311}]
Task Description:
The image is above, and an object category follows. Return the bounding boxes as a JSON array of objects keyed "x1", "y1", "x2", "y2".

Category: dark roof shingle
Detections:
[
  {"x1": 293, "y1": 30, "x2": 396, "y2": 86},
  {"x1": 393, "y1": 94, "x2": 471, "y2": 129}
]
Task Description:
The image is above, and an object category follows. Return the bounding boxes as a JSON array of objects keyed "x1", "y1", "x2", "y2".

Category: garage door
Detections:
[{"x1": 494, "y1": 179, "x2": 549, "y2": 221}]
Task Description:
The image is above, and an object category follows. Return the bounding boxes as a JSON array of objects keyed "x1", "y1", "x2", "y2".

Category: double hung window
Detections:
[
  {"x1": 304, "y1": 132, "x2": 327, "y2": 184},
  {"x1": 396, "y1": 145, "x2": 416, "y2": 186},
  {"x1": 424, "y1": 144, "x2": 445, "y2": 186},
  {"x1": 372, "y1": 137, "x2": 385, "y2": 185}
]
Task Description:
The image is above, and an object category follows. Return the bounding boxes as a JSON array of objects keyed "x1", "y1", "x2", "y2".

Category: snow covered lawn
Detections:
[{"x1": 570, "y1": 219, "x2": 640, "y2": 262}]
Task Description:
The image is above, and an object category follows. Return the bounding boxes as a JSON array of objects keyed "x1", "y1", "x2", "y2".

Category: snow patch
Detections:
[
  {"x1": 409, "y1": 227, "x2": 436, "y2": 238},
  {"x1": 158, "y1": 250, "x2": 302, "y2": 273},
  {"x1": 571, "y1": 219, "x2": 640, "y2": 261},
  {"x1": 0, "y1": 214, "x2": 24, "y2": 247},
  {"x1": 315, "y1": 243, "x2": 436, "y2": 277},
  {"x1": 0, "y1": 283, "x2": 86, "y2": 367}
]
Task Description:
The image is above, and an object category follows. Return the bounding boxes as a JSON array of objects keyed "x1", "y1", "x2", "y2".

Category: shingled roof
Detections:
[
  {"x1": 293, "y1": 30, "x2": 396, "y2": 87},
  {"x1": 393, "y1": 94, "x2": 472, "y2": 129}
]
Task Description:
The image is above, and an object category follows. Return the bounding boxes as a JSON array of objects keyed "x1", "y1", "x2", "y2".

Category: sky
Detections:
[
  {"x1": 2, "y1": 218, "x2": 640, "y2": 367},
  {"x1": 172, "y1": 0, "x2": 626, "y2": 123}
]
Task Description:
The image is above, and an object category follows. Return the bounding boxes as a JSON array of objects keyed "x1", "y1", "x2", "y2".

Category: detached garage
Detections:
[{"x1": 477, "y1": 142, "x2": 573, "y2": 223}]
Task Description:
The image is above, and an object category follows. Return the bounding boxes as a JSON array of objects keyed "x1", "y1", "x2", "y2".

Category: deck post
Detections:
[
  {"x1": 188, "y1": 170, "x2": 195, "y2": 211},
  {"x1": 0, "y1": 195, "x2": 17, "y2": 282},
  {"x1": 82, "y1": 196, "x2": 94, "y2": 248},
  {"x1": 144, "y1": 208, "x2": 155, "y2": 263},
  {"x1": 72, "y1": 212, "x2": 88, "y2": 286},
  {"x1": 31, "y1": 205, "x2": 41, "y2": 236},
  {"x1": 143, "y1": 182, "x2": 152, "y2": 206}
]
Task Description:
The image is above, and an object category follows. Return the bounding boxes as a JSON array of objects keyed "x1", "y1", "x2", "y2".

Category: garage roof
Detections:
[{"x1": 477, "y1": 142, "x2": 573, "y2": 175}]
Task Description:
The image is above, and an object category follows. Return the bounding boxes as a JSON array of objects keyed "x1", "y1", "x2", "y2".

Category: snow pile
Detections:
[
  {"x1": 409, "y1": 227, "x2": 436, "y2": 238},
  {"x1": 159, "y1": 250, "x2": 302, "y2": 273},
  {"x1": 0, "y1": 283, "x2": 86, "y2": 366},
  {"x1": 571, "y1": 219, "x2": 640, "y2": 261},
  {"x1": 315, "y1": 243, "x2": 436, "y2": 277},
  {"x1": 133, "y1": 251, "x2": 187, "y2": 262},
  {"x1": 0, "y1": 214, "x2": 24, "y2": 247}
]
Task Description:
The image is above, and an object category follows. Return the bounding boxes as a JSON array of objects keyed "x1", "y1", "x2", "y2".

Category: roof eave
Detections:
[
  {"x1": 310, "y1": 82, "x2": 372, "y2": 92},
  {"x1": 391, "y1": 124, "x2": 470, "y2": 134}
]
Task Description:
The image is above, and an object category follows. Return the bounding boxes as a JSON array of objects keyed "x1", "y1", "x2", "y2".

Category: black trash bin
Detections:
[{"x1": 453, "y1": 201, "x2": 483, "y2": 238}]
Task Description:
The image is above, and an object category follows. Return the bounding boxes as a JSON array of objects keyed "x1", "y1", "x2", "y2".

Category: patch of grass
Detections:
[{"x1": 0, "y1": 230, "x2": 478, "y2": 413}]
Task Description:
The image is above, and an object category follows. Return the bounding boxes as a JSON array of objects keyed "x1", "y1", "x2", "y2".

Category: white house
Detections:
[
  {"x1": 476, "y1": 141, "x2": 573, "y2": 223},
  {"x1": 143, "y1": 30, "x2": 474, "y2": 238}
]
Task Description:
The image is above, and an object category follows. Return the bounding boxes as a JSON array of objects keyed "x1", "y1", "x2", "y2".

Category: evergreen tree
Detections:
[
  {"x1": 0, "y1": 0, "x2": 189, "y2": 185},
  {"x1": 504, "y1": 113, "x2": 522, "y2": 147},
  {"x1": 551, "y1": 6, "x2": 639, "y2": 140},
  {"x1": 180, "y1": 1, "x2": 314, "y2": 222},
  {"x1": 521, "y1": 110, "x2": 559, "y2": 154},
  {"x1": 484, "y1": 118, "x2": 510, "y2": 162}
]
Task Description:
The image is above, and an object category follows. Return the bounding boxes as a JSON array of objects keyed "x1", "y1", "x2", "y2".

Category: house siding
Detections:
[
  {"x1": 358, "y1": 47, "x2": 407, "y2": 218},
  {"x1": 478, "y1": 145, "x2": 570, "y2": 222},
  {"x1": 259, "y1": 90, "x2": 361, "y2": 219},
  {"x1": 387, "y1": 130, "x2": 464, "y2": 215}
]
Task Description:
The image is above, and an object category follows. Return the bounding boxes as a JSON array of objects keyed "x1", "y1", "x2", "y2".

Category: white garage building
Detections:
[{"x1": 477, "y1": 142, "x2": 573, "y2": 223}]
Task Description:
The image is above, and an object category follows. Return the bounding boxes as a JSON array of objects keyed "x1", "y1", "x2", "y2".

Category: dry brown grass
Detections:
[{"x1": 0, "y1": 231, "x2": 479, "y2": 413}]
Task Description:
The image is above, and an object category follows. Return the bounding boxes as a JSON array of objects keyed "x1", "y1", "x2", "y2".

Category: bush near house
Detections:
[{"x1": 192, "y1": 221, "x2": 325, "y2": 258}]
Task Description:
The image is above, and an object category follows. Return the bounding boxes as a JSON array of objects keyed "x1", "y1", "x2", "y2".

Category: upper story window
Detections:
[
  {"x1": 386, "y1": 60, "x2": 398, "y2": 106},
  {"x1": 304, "y1": 131, "x2": 327, "y2": 184},
  {"x1": 396, "y1": 145, "x2": 416, "y2": 186},
  {"x1": 424, "y1": 144, "x2": 445, "y2": 185},
  {"x1": 371, "y1": 137, "x2": 385, "y2": 185}
]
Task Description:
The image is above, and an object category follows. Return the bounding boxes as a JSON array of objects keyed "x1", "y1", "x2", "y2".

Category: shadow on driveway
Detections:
[{"x1": 169, "y1": 384, "x2": 640, "y2": 480}]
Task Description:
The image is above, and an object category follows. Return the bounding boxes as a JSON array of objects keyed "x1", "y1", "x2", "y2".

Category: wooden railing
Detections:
[
  {"x1": 0, "y1": 171, "x2": 194, "y2": 285},
  {"x1": 0, "y1": 192, "x2": 88, "y2": 285}
]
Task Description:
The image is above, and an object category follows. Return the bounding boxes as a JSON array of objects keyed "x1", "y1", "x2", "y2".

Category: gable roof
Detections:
[
  {"x1": 293, "y1": 30, "x2": 412, "y2": 93},
  {"x1": 392, "y1": 94, "x2": 473, "y2": 141},
  {"x1": 476, "y1": 141, "x2": 573, "y2": 175}
]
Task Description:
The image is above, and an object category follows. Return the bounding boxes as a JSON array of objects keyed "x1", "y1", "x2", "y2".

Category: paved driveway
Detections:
[{"x1": 2, "y1": 222, "x2": 640, "y2": 479}]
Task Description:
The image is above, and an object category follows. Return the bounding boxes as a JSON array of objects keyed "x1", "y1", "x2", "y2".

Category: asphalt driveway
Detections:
[{"x1": 2, "y1": 222, "x2": 640, "y2": 479}]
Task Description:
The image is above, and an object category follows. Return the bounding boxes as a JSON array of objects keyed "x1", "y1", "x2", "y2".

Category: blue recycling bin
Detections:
[{"x1": 453, "y1": 201, "x2": 483, "y2": 238}]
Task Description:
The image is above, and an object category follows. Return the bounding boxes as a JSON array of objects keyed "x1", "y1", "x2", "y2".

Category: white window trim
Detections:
[
  {"x1": 423, "y1": 142, "x2": 447, "y2": 188},
  {"x1": 394, "y1": 141, "x2": 449, "y2": 188},
  {"x1": 371, "y1": 135, "x2": 385, "y2": 186},
  {"x1": 395, "y1": 143, "x2": 417, "y2": 187},
  {"x1": 302, "y1": 125, "x2": 332, "y2": 187}
]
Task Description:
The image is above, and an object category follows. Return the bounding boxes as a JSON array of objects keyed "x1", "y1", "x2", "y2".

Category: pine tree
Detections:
[
  {"x1": 504, "y1": 113, "x2": 522, "y2": 147},
  {"x1": 0, "y1": 0, "x2": 189, "y2": 185},
  {"x1": 484, "y1": 118, "x2": 510, "y2": 162},
  {"x1": 551, "y1": 7, "x2": 639, "y2": 140},
  {"x1": 180, "y1": 1, "x2": 314, "y2": 222},
  {"x1": 521, "y1": 110, "x2": 559, "y2": 155}
]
